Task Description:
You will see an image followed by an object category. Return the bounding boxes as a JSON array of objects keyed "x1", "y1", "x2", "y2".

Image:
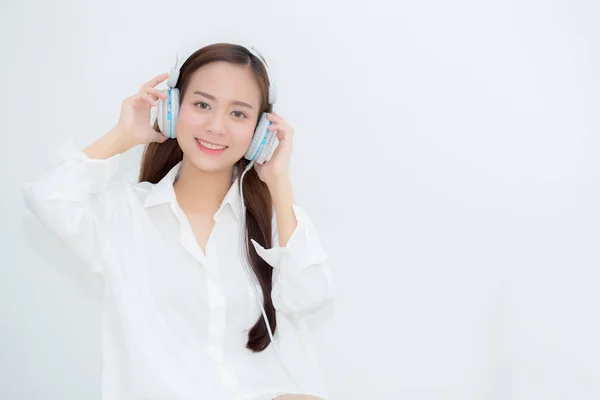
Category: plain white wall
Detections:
[{"x1": 2, "y1": 0, "x2": 599, "y2": 399}]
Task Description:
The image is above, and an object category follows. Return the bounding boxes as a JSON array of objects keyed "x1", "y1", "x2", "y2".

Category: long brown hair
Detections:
[{"x1": 138, "y1": 43, "x2": 276, "y2": 352}]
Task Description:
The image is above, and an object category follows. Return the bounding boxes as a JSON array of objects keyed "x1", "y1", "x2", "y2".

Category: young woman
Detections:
[{"x1": 23, "y1": 43, "x2": 333, "y2": 400}]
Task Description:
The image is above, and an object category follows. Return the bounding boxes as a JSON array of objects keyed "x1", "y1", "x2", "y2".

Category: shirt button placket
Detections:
[
  {"x1": 205, "y1": 266, "x2": 240, "y2": 393},
  {"x1": 206, "y1": 273, "x2": 225, "y2": 362}
]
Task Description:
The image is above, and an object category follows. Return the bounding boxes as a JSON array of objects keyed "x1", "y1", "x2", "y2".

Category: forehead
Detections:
[{"x1": 185, "y1": 61, "x2": 261, "y2": 106}]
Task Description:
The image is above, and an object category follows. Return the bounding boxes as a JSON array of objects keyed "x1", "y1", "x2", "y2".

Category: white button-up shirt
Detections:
[{"x1": 22, "y1": 145, "x2": 333, "y2": 400}]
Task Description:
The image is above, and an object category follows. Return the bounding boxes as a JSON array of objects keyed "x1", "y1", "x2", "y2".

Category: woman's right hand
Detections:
[{"x1": 116, "y1": 72, "x2": 170, "y2": 145}]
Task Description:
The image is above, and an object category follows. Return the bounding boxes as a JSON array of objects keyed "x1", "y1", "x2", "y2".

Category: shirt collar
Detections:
[
  {"x1": 142, "y1": 161, "x2": 243, "y2": 220},
  {"x1": 217, "y1": 175, "x2": 243, "y2": 220}
]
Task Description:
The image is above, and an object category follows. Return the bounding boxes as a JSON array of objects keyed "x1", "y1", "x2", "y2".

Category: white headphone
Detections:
[{"x1": 156, "y1": 44, "x2": 279, "y2": 165}]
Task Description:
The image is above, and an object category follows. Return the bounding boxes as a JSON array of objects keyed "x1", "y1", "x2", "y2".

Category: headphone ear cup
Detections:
[
  {"x1": 157, "y1": 89, "x2": 167, "y2": 134},
  {"x1": 169, "y1": 88, "x2": 180, "y2": 138},
  {"x1": 244, "y1": 113, "x2": 270, "y2": 161},
  {"x1": 157, "y1": 88, "x2": 180, "y2": 139},
  {"x1": 268, "y1": 84, "x2": 277, "y2": 105}
]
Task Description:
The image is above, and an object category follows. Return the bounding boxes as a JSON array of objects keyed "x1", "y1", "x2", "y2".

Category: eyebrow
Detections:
[{"x1": 192, "y1": 90, "x2": 254, "y2": 109}]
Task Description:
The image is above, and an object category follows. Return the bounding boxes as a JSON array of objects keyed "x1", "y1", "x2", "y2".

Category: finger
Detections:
[
  {"x1": 146, "y1": 93, "x2": 159, "y2": 103},
  {"x1": 138, "y1": 91, "x2": 159, "y2": 104},
  {"x1": 140, "y1": 93, "x2": 157, "y2": 107},
  {"x1": 145, "y1": 93, "x2": 158, "y2": 106},
  {"x1": 133, "y1": 92, "x2": 157, "y2": 107},
  {"x1": 269, "y1": 124, "x2": 294, "y2": 141},
  {"x1": 141, "y1": 72, "x2": 169, "y2": 91},
  {"x1": 266, "y1": 112, "x2": 284, "y2": 123},
  {"x1": 268, "y1": 122, "x2": 290, "y2": 131},
  {"x1": 269, "y1": 138, "x2": 285, "y2": 159},
  {"x1": 143, "y1": 87, "x2": 168, "y2": 100}
]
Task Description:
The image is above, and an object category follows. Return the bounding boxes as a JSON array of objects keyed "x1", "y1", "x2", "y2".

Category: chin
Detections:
[
  {"x1": 183, "y1": 149, "x2": 238, "y2": 175},
  {"x1": 186, "y1": 156, "x2": 228, "y2": 173}
]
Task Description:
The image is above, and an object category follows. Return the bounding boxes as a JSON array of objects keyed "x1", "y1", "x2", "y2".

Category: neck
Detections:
[{"x1": 173, "y1": 157, "x2": 234, "y2": 215}]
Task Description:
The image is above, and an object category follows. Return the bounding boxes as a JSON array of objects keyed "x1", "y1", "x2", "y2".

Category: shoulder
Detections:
[
  {"x1": 97, "y1": 179, "x2": 156, "y2": 214},
  {"x1": 121, "y1": 180, "x2": 155, "y2": 207}
]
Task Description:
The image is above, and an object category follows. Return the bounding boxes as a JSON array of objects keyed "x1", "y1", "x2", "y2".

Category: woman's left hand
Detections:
[{"x1": 254, "y1": 112, "x2": 294, "y2": 189}]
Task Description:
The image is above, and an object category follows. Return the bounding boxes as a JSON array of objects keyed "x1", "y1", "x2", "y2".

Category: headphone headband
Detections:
[{"x1": 166, "y1": 44, "x2": 277, "y2": 104}]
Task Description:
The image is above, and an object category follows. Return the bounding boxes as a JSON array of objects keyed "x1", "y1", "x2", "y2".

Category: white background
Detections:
[{"x1": 2, "y1": 0, "x2": 599, "y2": 399}]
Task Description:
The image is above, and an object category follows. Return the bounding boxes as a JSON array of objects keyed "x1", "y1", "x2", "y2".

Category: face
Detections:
[{"x1": 175, "y1": 61, "x2": 263, "y2": 173}]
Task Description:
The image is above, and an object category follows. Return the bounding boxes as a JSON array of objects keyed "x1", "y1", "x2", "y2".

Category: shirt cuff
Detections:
[{"x1": 250, "y1": 204, "x2": 327, "y2": 272}]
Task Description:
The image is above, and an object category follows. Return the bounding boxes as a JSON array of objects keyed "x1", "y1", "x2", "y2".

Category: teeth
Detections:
[{"x1": 196, "y1": 139, "x2": 227, "y2": 150}]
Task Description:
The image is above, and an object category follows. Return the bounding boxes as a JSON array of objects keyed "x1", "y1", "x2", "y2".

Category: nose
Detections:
[{"x1": 205, "y1": 111, "x2": 226, "y2": 135}]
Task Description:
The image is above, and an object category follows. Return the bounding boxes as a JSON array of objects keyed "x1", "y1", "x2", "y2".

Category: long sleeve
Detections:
[
  {"x1": 251, "y1": 204, "x2": 333, "y2": 317},
  {"x1": 22, "y1": 143, "x2": 122, "y2": 274}
]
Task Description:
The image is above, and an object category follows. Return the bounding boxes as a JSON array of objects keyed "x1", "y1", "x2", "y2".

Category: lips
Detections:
[{"x1": 195, "y1": 138, "x2": 228, "y2": 150}]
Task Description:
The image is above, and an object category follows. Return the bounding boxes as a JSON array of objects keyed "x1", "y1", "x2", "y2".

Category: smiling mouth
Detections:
[{"x1": 195, "y1": 138, "x2": 228, "y2": 150}]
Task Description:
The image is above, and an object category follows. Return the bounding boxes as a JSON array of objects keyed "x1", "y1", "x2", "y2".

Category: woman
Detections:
[{"x1": 23, "y1": 43, "x2": 333, "y2": 400}]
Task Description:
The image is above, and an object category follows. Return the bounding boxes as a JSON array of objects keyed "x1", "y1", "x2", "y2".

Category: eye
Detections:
[
  {"x1": 231, "y1": 111, "x2": 248, "y2": 119},
  {"x1": 194, "y1": 101, "x2": 210, "y2": 110}
]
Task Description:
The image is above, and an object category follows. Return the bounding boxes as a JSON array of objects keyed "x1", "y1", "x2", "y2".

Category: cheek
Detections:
[
  {"x1": 177, "y1": 106, "x2": 207, "y2": 131},
  {"x1": 230, "y1": 124, "x2": 256, "y2": 148}
]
